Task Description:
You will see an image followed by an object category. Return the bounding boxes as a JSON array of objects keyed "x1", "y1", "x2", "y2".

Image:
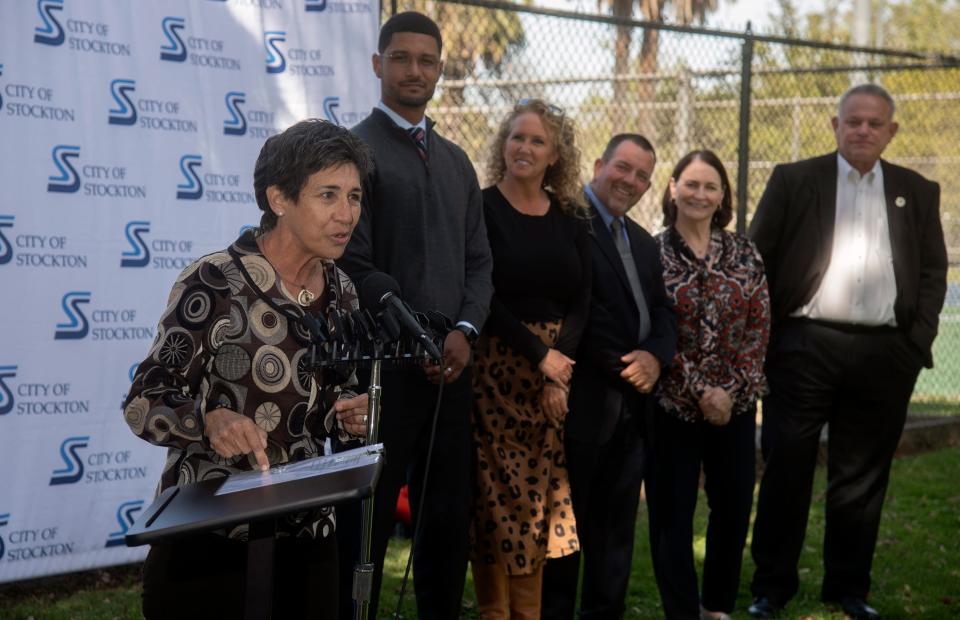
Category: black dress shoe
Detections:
[
  {"x1": 747, "y1": 597, "x2": 780, "y2": 619},
  {"x1": 835, "y1": 597, "x2": 880, "y2": 619}
]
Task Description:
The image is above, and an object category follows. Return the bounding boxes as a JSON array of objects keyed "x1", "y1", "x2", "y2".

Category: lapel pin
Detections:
[{"x1": 895, "y1": 196, "x2": 906, "y2": 208}]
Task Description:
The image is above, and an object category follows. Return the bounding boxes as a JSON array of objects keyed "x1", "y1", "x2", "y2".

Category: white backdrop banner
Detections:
[{"x1": 0, "y1": 0, "x2": 378, "y2": 583}]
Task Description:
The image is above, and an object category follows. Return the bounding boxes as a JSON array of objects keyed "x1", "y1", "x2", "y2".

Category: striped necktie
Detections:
[{"x1": 407, "y1": 126, "x2": 427, "y2": 161}]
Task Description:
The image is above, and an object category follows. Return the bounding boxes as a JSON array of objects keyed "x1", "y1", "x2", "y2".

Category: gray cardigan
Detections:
[{"x1": 341, "y1": 108, "x2": 493, "y2": 331}]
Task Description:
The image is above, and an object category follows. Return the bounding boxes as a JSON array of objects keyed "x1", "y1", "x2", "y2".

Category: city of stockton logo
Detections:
[
  {"x1": 108, "y1": 78, "x2": 136, "y2": 125},
  {"x1": 159, "y1": 16, "x2": 239, "y2": 69},
  {"x1": 46, "y1": 145, "x2": 146, "y2": 197},
  {"x1": 52, "y1": 292, "x2": 154, "y2": 340},
  {"x1": 263, "y1": 37, "x2": 332, "y2": 77},
  {"x1": 34, "y1": 0, "x2": 65, "y2": 46},
  {"x1": 47, "y1": 145, "x2": 80, "y2": 193},
  {"x1": 55, "y1": 291, "x2": 91, "y2": 340},
  {"x1": 323, "y1": 96, "x2": 340, "y2": 125},
  {"x1": 264, "y1": 31, "x2": 286, "y2": 74},
  {"x1": 160, "y1": 17, "x2": 187, "y2": 62},
  {"x1": 49, "y1": 436, "x2": 90, "y2": 485},
  {"x1": 121, "y1": 221, "x2": 150, "y2": 267},
  {"x1": 0, "y1": 513, "x2": 8, "y2": 560},
  {"x1": 220, "y1": 91, "x2": 281, "y2": 138},
  {"x1": 176, "y1": 155, "x2": 203, "y2": 200},
  {"x1": 0, "y1": 366, "x2": 15, "y2": 416},
  {"x1": 1, "y1": 68, "x2": 76, "y2": 123},
  {"x1": 304, "y1": 0, "x2": 373, "y2": 13},
  {"x1": 0, "y1": 217, "x2": 89, "y2": 270},
  {"x1": 223, "y1": 91, "x2": 246, "y2": 136},
  {"x1": 120, "y1": 221, "x2": 196, "y2": 269},
  {"x1": 0, "y1": 515, "x2": 76, "y2": 562},
  {"x1": 105, "y1": 500, "x2": 144, "y2": 547},
  {"x1": 49, "y1": 438, "x2": 149, "y2": 486},
  {"x1": 107, "y1": 79, "x2": 197, "y2": 132},
  {"x1": 0, "y1": 366, "x2": 90, "y2": 417},
  {"x1": 0, "y1": 513, "x2": 8, "y2": 561},
  {"x1": 0, "y1": 215, "x2": 12, "y2": 265},
  {"x1": 33, "y1": 2, "x2": 130, "y2": 55},
  {"x1": 322, "y1": 96, "x2": 363, "y2": 126},
  {"x1": 208, "y1": 0, "x2": 283, "y2": 7}
]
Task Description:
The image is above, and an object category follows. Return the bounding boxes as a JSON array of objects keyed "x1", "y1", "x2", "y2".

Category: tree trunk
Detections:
[
  {"x1": 611, "y1": 0, "x2": 633, "y2": 132},
  {"x1": 638, "y1": 0, "x2": 662, "y2": 140}
]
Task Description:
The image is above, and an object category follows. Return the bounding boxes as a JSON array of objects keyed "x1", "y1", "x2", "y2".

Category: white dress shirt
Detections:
[
  {"x1": 376, "y1": 100, "x2": 426, "y2": 133},
  {"x1": 794, "y1": 154, "x2": 898, "y2": 325}
]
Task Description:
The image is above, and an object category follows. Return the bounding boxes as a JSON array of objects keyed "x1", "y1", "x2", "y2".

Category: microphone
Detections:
[{"x1": 359, "y1": 272, "x2": 443, "y2": 362}]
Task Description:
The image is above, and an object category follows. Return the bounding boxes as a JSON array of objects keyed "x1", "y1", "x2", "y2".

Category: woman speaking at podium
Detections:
[{"x1": 123, "y1": 119, "x2": 372, "y2": 618}]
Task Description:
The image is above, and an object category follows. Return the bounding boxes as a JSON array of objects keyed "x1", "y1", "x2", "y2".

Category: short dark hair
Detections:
[
  {"x1": 253, "y1": 119, "x2": 373, "y2": 231},
  {"x1": 378, "y1": 11, "x2": 442, "y2": 54},
  {"x1": 600, "y1": 133, "x2": 656, "y2": 163},
  {"x1": 661, "y1": 149, "x2": 733, "y2": 229}
]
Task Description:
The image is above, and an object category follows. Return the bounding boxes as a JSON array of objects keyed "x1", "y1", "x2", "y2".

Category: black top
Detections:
[{"x1": 482, "y1": 185, "x2": 592, "y2": 364}]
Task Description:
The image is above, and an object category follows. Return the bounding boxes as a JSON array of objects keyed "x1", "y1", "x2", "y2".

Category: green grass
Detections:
[{"x1": 3, "y1": 447, "x2": 958, "y2": 619}]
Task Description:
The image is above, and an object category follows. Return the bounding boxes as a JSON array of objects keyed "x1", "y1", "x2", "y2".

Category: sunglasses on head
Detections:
[{"x1": 517, "y1": 98, "x2": 565, "y2": 118}]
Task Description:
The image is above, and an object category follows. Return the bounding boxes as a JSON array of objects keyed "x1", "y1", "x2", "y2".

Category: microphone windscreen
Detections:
[{"x1": 359, "y1": 271, "x2": 401, "y2": 310}]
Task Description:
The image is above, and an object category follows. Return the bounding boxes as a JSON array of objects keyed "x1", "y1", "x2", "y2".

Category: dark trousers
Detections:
[
  {"x1": 142, "y1": 531, "x2": 338, "y2": 618},
  {"x1": 647, "y1": 407, "x2": 756, "y2": 618},
  {"x1": 541, "y1": 551, "x2": 581, "y2": 619},
  {"x1": 336, "y1": 367, "x2": 473, "y2": 619},
  {"x1": 750, "y1": 321, "x2": 922, "y2": 605},
  {"x1": 542, "y1": 411, "x2": 647, "y2": 619}
]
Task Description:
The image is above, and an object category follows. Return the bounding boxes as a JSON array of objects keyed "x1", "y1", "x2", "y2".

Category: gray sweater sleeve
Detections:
[{"x1": 457, "y1": 160, "x2": 493, "y2": 331}]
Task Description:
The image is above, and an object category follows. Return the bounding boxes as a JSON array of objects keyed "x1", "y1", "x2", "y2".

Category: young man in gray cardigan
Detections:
[{"x1": 337, "y1": 11, "x2": 493, "y2": 619}]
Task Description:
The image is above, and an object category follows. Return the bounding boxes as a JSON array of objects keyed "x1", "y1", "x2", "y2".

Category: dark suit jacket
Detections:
[
  {"x1": 748, "y1": 152, "x2": 947, "y2": 367},
  {"x1": 567, "y1": 205, "x2": 677, "y2": 445}
]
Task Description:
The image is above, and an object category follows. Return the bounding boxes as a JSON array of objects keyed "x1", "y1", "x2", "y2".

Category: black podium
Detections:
[{"x1": 126, "y1": 444, "x2": 384, "y2": 619}]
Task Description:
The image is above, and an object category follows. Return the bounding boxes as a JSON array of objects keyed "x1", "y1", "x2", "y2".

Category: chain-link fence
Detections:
[{"x1": 387, "y1": 0, "x2": 960, "y2": 409}]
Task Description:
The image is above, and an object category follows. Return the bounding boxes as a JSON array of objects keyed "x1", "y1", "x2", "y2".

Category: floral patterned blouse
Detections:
[
  {"x1": 654, "y1": 227, "x2": 770, "y2": 423},
  {"x1": 123, "y1": 230, "x2": 360, "y2": 538}
]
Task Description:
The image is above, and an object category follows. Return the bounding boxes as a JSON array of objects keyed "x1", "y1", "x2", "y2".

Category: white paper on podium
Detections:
[{"x1": 215, "y1": 444, "x2": 384, "y2": 496}]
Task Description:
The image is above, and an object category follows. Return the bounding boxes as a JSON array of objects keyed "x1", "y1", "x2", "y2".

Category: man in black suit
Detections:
[
  {"x1": 747, "y1": 84, "x2": 947, "y2": 620},
  {"x1": 542, "y1": 134, "x2": 676, "y2": 619}
]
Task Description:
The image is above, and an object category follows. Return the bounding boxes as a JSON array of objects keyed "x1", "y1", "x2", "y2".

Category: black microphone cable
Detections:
[
  {"x1": 357, "y1": 271, "x2": 457, "y2": 618},
  {"x1": 393, "y1": 370, "x2": 445, "y2": 619}
]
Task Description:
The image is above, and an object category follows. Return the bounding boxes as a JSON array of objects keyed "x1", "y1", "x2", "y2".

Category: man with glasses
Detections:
[
  {"x1": 542, "y1": 134, "x2": 677, "y2": 619},
  {"x1": 337, "y1": 11, "x2": 493, "y2": 619}
]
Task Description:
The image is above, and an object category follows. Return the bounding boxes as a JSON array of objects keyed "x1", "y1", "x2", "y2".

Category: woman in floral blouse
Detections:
[
  {"x1": 648, "y1": 150, "x2": 770, "y2": 620},
  {"x1": 124, "y1": 119, "x2": 372, "y2": 618}
]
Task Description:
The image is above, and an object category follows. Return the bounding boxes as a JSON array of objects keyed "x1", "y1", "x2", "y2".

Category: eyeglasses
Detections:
[
  {"x1": 383, "y1": 51, "x2": 441, "y2": 71},
  {"x1": 517, "y1": 98, "x2": 565, "y2": 118}
]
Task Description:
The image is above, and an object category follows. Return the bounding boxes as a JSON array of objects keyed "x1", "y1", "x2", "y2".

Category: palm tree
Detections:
[
  {"x1": 605, "y1": 0, "x2": 719, "y2": 133},
  {"x1": 394, "y1": 1, "x2": 526, "y2": 108}
]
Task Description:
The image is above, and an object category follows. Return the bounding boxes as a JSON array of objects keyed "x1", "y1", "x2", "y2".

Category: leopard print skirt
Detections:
[{"x1": 470, "y1": 320, "x2": 580, "y2": 575}]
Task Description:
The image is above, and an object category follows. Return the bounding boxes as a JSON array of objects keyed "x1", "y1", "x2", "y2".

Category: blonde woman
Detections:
[{"x1": 470, "y1": 99, "x2": 589, "y2": 618}]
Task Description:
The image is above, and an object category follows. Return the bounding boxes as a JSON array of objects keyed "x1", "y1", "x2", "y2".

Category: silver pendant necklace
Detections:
[{"x1": 296, "y1": 286, "x2": 316, "y2": 307}]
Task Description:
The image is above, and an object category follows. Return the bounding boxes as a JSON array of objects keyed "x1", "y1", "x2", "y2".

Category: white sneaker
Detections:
[{"x1": 700, "y1": 604, "x2": 733, "y2": 620}]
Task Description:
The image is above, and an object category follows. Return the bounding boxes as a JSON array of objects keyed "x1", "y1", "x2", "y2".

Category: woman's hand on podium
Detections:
[{"x1": 205, "y1": 407, "x2": 270, "y2": 471}]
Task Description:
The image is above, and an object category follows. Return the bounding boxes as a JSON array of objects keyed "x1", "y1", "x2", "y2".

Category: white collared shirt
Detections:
[
  {"x1": 376, "y1": 101, "x2": 426, "y2": 133},
  {"x1": 794, "y1": 154, "x2": 897, "y2": 325}
]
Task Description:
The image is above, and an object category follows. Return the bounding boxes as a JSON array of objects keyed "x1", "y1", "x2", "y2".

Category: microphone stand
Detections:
[{"x1": 353, "y1": 358, "x2": 382, "y2": 620}]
